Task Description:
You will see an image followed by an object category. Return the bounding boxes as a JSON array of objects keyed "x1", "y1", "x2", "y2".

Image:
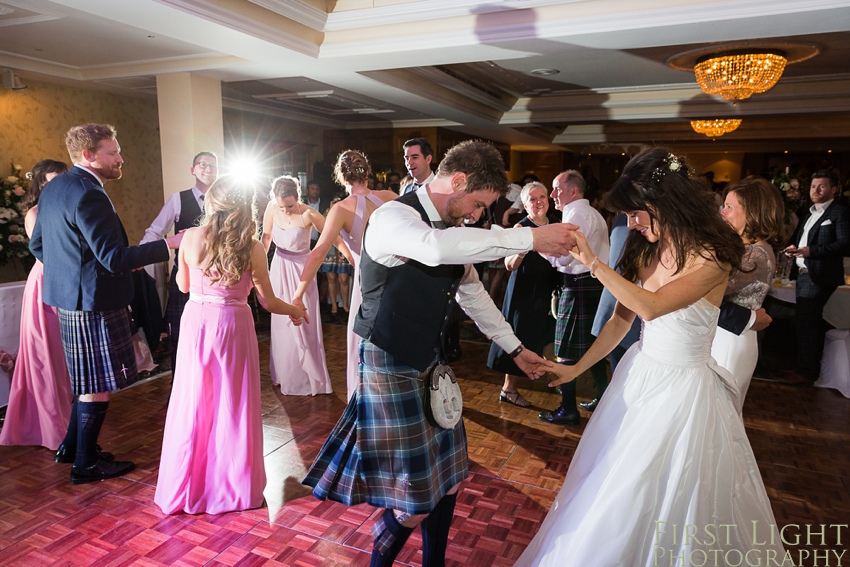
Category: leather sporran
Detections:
[{"x1": 425, "y1": 363, "x2": 463, "y2": 429}]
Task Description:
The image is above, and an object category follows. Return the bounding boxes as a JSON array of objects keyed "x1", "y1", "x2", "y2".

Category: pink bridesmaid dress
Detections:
[
  {"x1": 269, "y1": 217, "x2": 332, "y2": 395},
  {"x1": 340, "y1": 193, "x2": 385, "y2": 400},
  {"x1": 155, "y1": 268, "x2": 265, "y2": 514},
  {"x1": 0, "y1": 260, "x2": 72, "y2": 450}
]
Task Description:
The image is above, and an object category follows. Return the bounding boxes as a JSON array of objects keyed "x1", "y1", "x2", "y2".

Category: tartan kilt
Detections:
[
  {"x1": 303, "y1": 338, "x2": 468, "y2": 515},
  {"x1": 57, "y1": 307, "x2": 138, "y2": 395},
  {"x1": 166, "y1": 264, "x2": 190, "y2": 341},
  {"x1": 554, "y1": 274, "x2": 604, "y2": 363}
]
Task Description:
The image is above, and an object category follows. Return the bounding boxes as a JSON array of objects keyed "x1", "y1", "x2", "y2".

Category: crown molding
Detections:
[
  {"x1": 154, "y1": 0, "x2": 320, "y2": 57},
  {"x1": 345, "y1": 118, "x2": 463, "y2": 130},
  {"x1": 0, "y1": 0, "x2": 64, "y2": 27},
  {"x1": 222, "y1": 96, "x2": 346, "y2": 128},
  {"x1": 247, "y1": 0, "x2": 327, "y2": 32}
]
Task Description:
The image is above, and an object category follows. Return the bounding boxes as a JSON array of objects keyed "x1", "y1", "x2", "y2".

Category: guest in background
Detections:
[
  {"x1": 262, "y1": 176, "x2": 333, "y2": 396},
  {"x1": 487, "y1": 182, "x2": 559, "y2": 407},
  {"x1": 0, "y1": 159, "x2": 71, "y2": 451},
  {"x1": 142, "y1": 151, "x2": 218, "y2": 375},
  {"x1": 293, "y1": 150, "x2": 396, "y2": 400},
  {"x1": 711, "y1": 177, "x2": 785, "y2": 411},
  {"x1": 785, "y1": 170, "x2": 850, "y2": 382},
  {"x1": 386, "y1": 171, "x2": 402, "y2": 193},
  {"x1": 400, "y1": 138, "x2": 435, "y2": 195},
  {"x1": 155, "y1": 176, "x2": 306, "y2": 514},
  {"x1": 31, "y1": 123, "x2": 180, "y2": 484}
]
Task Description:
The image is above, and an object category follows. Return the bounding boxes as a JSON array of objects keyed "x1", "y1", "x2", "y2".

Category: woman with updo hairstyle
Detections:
[
  {"x1": 261, "y1": 175, "x2": 334, "y2": 395},
  {"x1": 155, "y1": 175, "x2": 306, "y2": 515},
  {"x1": 515, "y1": 148, "x2": 785, "y2": 566},
  {"x1": 293, "y1": 149, "x2": 397, "y2": 400},
  {"x1": 0, "y1": 159, "x2": 70, "y2": 451},
  {"x1": 711, "y1": 177, "x2": 785, "y2": 412}
]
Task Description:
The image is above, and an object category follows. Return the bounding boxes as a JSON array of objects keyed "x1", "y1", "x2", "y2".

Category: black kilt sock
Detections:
[
  {"x1": 74, "y1": 401, "x2": 109, "y2": 468},
  {"x1": 420, "y1": 493, "x2": 458, "y2": 567},
  {"x1": 61, "y1": 397, "x2": 79, "y2": 450}
]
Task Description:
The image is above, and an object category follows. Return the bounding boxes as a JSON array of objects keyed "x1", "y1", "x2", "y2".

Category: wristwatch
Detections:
[{"x1": 509, "y1": 344, "x2": 525, "y2": 358}]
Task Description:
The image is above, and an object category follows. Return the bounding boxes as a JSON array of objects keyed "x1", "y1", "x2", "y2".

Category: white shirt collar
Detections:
[
  {"x1": 413, "y1": 171, "x2": 435, "y2": 188},
  {"x1": 810, "y1": 199, "x2": 833, "y2": 214},
  {"x1": 74, "y1": 164, "x2": 104, "y2": 187},
  {"x1": 415, "y1": 184, "x2": 443, "y2": 224}
]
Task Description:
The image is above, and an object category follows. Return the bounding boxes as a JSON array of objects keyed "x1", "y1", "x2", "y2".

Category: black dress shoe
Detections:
[
  {"x1": 538, "y1": 407, "x2": 581, "y2": 425},
  {"x1": 55, "y1": 443, "x2": 114, "y2": 464},
  {"x1": 579, "y1": 398, "x2": 599, "y2": 412},
  {"x1": 70, "y1": 459, "x2": 135, "y2": 485}
]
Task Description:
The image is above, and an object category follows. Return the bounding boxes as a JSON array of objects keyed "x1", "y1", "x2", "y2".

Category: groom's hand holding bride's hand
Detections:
[
  {"x1": 514, "y1": 349, "x2": 554, "y2": 380},
  {"x1": 531, "y1": 222, "x2": 579, "y2": 257},
  {"x1": 568, "y1": 231, "x2": 595, "y2": 267},
  {"x1": 548, "y1": 365, "x2": 579, "y2": 388}
]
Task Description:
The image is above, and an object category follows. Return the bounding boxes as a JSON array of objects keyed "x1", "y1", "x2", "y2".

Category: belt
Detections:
[{"x1": 560, "y1": 271, "x2": 594, "y2": 283}]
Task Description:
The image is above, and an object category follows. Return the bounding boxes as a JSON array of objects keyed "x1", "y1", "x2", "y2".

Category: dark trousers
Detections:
[{"x1": 795, "y1": 272, "x2": 836, "y2": 380}]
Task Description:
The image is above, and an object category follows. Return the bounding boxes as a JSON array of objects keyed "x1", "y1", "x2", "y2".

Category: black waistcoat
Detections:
[
  {"x1": 173, "y1": 189, "x2": 203, "y2": 267},
  {"x1": 353, "y1": 192, "x2": 464, "y2": 371}
]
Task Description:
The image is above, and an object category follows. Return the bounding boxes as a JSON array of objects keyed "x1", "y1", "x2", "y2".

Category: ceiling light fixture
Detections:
[
  {"x1": 529, "y1": 69, "x2": 560, "y2": 76},
  {"x1": 693, "y1": 50, "x2": 786, "y2": 100},
  {"x1": 690, "y1": 119, "x2": 742, "y2": 138},
  {"x1": 667, "y1": 42, "x2": 820, "y2": 101}
]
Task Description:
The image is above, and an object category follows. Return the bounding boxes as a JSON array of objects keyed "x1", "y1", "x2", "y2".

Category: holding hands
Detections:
[
  {"x1": 513, "y1": 348, "x2": 555, "y2": 380},
  {"x1": 531, "y1": 223, "x2": 579, "y2": 257},
  {"x1": 547, "y1": 364, "x2": 579, "y2": 388}
]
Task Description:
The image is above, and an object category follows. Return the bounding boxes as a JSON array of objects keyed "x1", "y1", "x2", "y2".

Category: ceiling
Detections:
[{"x1": 1, "y1": 0, "x2": 849, "y2": 153}]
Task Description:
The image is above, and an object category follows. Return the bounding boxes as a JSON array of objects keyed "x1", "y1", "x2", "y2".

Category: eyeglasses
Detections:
[{"x1": 195, "y1": 162, "x2": 217, "y2": 170}]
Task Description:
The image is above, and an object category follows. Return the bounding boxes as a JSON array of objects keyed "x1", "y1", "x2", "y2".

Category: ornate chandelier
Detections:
[
  {"x1": 693, "y1": 51, "x2": 787, "y2": 101},
  {"x1": 690, "y1": 119, "x2": 742, "y2": 138}
]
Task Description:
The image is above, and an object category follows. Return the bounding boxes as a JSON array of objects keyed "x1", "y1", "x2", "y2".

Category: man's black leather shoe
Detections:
[
  {"x1": 70, "y1": 459, "x2": 135, "y2": 485},
  {"x1": 538, "y1": 407, "x2": 581, "y2": 425},
  {"x1": 55, "y1": 444, "x2": 114, "y2": 464},
  {"x1": 579, "y1": 398, "x2": 599, "y2": 412}
]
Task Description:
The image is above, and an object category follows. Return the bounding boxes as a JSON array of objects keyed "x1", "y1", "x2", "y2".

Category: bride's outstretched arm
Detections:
[
  {"x1": 549, "y1": 301, "x2": 635, "y2": 387},
  {"x1": 569, "y1": 232, "x2": 728, "y2": 321}
]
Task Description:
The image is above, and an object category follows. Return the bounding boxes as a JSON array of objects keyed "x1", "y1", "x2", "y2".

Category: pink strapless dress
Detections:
[
  {"x1": 340, "y1": 193, "x2": 385, "y2": 400},
  {"x1": 0, "y1": 260, "x2": 72, "y2": 450},
  {"x1": 155, "y1": 268, "x2": 265, "y2": 515},
  {"x1": 269, "y1": 222, "x2": 332, "y2": 395}
]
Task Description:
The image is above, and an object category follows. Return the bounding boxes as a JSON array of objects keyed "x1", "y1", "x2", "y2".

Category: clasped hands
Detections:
[
  {"x1": 513, "y1": 349, "x2": 580, "y2": 387},
  {"x1": 290, "y1": 297, "x2": 310, "y2": 326},
  {"x1": 530, "y1": 223, "x2": 596, "y2": 267}
]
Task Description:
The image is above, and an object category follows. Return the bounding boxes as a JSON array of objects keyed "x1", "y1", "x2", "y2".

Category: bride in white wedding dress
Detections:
[{"x1": 515, "y1": 149, "x2": 787, "y2": 567}]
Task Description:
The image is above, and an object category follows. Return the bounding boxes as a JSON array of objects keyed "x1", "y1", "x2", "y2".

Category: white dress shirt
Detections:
[
  {"x1": 796, "y1": 199, "x2": 833, "y2": 269},
  {"x1": 74, "y1": 164, "x2": 105, "y2": 187},
  {"x1": 548, "y1": 198, "x2": 609, "y2": 274},
  {"x1": 401, "y1": 171, "x2": 435, "y2": 195},
  {"x1": 141, "y1": 187, "x2": 205, "y2": 244},
  {"x1": 364, "y1": 185, "x2": 536, "y2": 353}
]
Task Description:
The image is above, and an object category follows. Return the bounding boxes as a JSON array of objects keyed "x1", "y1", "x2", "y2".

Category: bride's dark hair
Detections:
[{"x1": 605, "y1": 148, "x2": 744, "y2": 283}]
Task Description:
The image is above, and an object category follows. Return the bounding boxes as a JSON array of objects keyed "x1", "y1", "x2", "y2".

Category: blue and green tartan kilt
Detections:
[
  {"x1": 554, "y1": 274, "x2": 604, "y2": 363},
  {"x1": 165, "y1": 264, "x2": 190, "y2": 341},
  {"x1": 303, "y1": 338, "x2": 468, "y2": 515},
  {"x1": 57, "y1": 307, "x2": 139, "y2": 395}
]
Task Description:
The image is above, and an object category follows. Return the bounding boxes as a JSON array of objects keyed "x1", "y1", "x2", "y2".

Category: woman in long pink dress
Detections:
[
  {"x1": 155, "y1": 176, "x2": 307, "y2": 515},
  {"x1": 261, "y1": 176, "x2": 335, "y2": 395},
  {"x1": 0, "y1": 159, "x2": 71, "y2": 451},
  {"x1": 292, "y1": 151, "x2": 396, "y2": 399}
]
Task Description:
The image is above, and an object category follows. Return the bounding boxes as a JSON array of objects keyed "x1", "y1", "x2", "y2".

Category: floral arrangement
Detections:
[
  {"x1": 771, "y1": 171, "x2": 806, "y2": 223},
  {"x1": 0, "y1": 163, "x2": 32, "y2": 266}
]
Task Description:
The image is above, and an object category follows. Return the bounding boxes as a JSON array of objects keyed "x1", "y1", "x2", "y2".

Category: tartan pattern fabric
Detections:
[
  {"x1": 303, "y1": 339, "x2": 468, "y2": 515},
  {"x1": 554, "y1": 275, "x2": 604, "y2": 363},
  {"x1": 165, "y1": 266, "x2": 190, "y2": 342},
  {"x1": 57, "y1": 307, "x2": 138, "y2": 395}
]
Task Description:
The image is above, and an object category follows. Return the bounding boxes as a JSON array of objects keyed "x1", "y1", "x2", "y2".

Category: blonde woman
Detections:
[{"x1": 155, "y1": 176, "x2": 306, "y2": 515}]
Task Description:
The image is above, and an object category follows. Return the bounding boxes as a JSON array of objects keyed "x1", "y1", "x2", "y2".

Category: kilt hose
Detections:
[
  {"x1": 303, "y1": 338, "x2": 468, "y2": 515},
  {"x1": 58, "y1": 307, "x2": 138, "y2": 395},
  {"x1": 554, "y1": 273, "x2": 604, "y2": 363}
]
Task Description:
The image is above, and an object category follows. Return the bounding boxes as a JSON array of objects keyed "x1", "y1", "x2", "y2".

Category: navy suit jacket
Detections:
[
  {"x1": 791, "y1": 200, "x2": 850, "y2": 290},
  {"x1": 30, "y1": 166, "x2": 170, "y2": 312}
]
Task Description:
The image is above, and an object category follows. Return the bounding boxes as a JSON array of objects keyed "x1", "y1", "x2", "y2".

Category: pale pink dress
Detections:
[
  {"x1": 340, "y1": 193, "x2": 385, "y2": 400},
  {"x1": 0, "y1": 260, "x2": 72, "y2": 450},
  {"x1": 155, "y1": 268, "x2": 265, "y2": 515},
  {"x1": 269, "y1": 218, "x2": 332, "y2": 395}
]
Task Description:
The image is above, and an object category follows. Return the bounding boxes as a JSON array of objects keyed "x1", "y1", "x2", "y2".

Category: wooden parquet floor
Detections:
[{"x1": 0, "y1": 323, "x2": 848, "y2": 566}]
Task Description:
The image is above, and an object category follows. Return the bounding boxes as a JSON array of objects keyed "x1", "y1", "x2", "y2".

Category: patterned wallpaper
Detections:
[{"x1": 0, "y1": 78, "x2": 165, "y2": 259}]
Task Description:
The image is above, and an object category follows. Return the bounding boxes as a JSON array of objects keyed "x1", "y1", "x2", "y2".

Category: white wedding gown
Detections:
[{"x1": 516, "y1": 298, "x2": 786, "y2": 567}]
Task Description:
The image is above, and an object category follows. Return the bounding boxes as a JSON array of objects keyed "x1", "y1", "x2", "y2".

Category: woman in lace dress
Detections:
[{"x1": 711, "y1": 177, "x2": 785, "y2": 413}]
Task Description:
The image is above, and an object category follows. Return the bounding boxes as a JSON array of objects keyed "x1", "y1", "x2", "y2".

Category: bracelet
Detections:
[
  {"x1": 589, "y1": 257, "x2": 599, "y2": 279},
  {"x1": 509, "y1": 344, "x2": 525, "y2": 358}
]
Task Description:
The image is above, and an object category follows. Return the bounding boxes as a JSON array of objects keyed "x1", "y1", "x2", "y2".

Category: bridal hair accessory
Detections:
[
  {"x1": 25, "y1": 171, "x2": 33, "y2": 180},
  {"x1": 651, "y1": 153, "x2": 684, "y2": 183},
  {"x1": 340, "y1": 152, "x2": 367, "y2": 176}
]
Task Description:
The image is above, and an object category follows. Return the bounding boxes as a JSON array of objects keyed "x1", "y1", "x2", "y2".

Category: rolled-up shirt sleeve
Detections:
[
  {"x1": 141, "y1": 193, "x2": 180, "y2": 244},
  {"x1": 456, "y1": 264, "x2": 521, "y2": 353}
]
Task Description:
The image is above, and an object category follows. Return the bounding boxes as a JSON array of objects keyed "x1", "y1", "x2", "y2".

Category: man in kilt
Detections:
[
  {"x1": 539, "y1": 170, "x2": 610, "y2": 426},
  {"x1": 141, "y1": 151, "x2": 217, "y2": 374},
  {"x1": 303, "y1": 140, "x2": 579, "y2": 566},
  {"x1": 31, "y1": 124, "x2": 182, "y2": 484}
]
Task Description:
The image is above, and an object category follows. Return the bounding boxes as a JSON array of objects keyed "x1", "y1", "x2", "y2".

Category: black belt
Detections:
[{"x1": 560, "y1": 271, "x2": 594, "y2": 284}]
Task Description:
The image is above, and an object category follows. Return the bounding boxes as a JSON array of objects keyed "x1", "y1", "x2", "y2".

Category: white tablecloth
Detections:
[
  {"x1": 766, "y1": 281, "x2": 850, "y2": 328},
  {"x1": 0, "y1": 280, "x2": 26, "y2": 407}
]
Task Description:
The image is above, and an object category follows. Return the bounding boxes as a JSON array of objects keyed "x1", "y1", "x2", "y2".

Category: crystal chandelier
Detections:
[
  {"x1": 690, "y1": 119, "x2": 742, "y2": 138},
  {"x1": 693, "y1": 51, "x2": 787, "y2": 100}
]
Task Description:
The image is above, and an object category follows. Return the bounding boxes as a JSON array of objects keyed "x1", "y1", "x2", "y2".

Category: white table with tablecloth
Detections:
[{"x1": 0, "y1": 280, "x2": 26, "y2": 407}]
